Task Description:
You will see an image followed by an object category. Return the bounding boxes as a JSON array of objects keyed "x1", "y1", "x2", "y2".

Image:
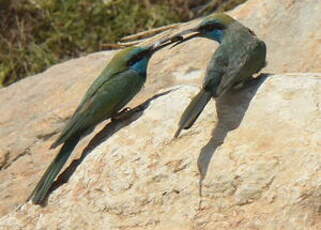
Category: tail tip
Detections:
[
  {"x1": 31, "y1": 195, "x2": 46, "y2": 206},
  {"x1": 174, "y1": 127, "x2": 183, "y2": 138}
]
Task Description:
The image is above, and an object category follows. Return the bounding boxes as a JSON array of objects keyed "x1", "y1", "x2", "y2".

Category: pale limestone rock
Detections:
[
  {"x1": 1, "y1": 73, "x2": 321, "y2": 229},
  {"x1": 0, "y1": 0, "x2": 321, "y2": 226}
]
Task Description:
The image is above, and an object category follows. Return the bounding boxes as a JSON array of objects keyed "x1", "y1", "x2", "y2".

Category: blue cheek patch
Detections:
[
  {"x1": 131, "y1": 57, "x2": 149, "y2": 74},
  {"x1": 204, "y1": 30, "x2": 224, "y2": 43}
]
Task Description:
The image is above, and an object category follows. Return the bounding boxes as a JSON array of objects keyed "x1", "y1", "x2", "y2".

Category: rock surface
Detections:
[
  {"x1": 1, "y1": 73, "x2": 321, "y2": 229},
  {"x1": 0, "y1": 0, "x2": 321, "y2": 227}
]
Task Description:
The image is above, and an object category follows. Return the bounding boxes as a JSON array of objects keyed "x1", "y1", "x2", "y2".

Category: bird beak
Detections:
[
  {"x1": 155, "y1": 27, "x2": 202, "y2": 49},
  {"x1": 169, "y1": 27, "x2": 202, "y2": 48},
  {"x1": 147, "y1": 26, "x2": 202, "y2": 53},
  {"x1": 148, "y1": 37, "x2": 180, "y2": 54}
]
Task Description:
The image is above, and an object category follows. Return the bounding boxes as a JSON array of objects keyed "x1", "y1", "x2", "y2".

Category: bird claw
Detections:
[
  {"x1": 111, "y1": 107, "x2": 132, "y2": 121},
  {"x1": 232, "y1": 76, "x2": 259, "y2": 91},
  {"x1": 232, "y1": 81, "x2": 244, "y2": 90},
  {"x1": 235, "y1": 76, "x2": 263, "y2": 91}
]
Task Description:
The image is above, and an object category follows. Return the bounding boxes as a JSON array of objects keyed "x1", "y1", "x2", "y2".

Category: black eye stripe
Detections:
[
  {"x1": 131, "y1": 54, "x2": 142, "y2": 62},
  {"x1": 128, "y1": 51, "x2": 147, "y2": 65},
  {"x1": 200, "y1": 23, "x2": 226, "y2": 31},
  {"x1": 128, "y1": 54, "x2": 142, "y2": 65}
]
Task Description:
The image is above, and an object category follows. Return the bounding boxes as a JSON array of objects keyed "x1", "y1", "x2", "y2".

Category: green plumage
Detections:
[
  {"x1": 207, "y1": 22, "x2": 266, "y2": 96},
  {"x1": 28, "y1": 45, "x2": 166, "y2": 205},
  {"x1": 29, "y1": 136, "x2": 80, "y2": 204},
  {"x1": 51, "y1": 68, "x2": 145, "y2": 148},
  {"x1": 174, "y1": 89, "x2": 211, "y2": 138},
  {"x1": 173, "y1": 13, "x2": 266, "y2": 137}
]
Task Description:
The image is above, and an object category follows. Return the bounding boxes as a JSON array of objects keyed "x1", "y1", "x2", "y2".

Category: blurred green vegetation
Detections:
[{"x1": 0, "y1": 0, "x2": 246, "y2": 86}]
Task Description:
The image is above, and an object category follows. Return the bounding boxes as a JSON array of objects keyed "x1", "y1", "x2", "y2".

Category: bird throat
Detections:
[
  {"x1": 131, "y1": 57, "x2": 149, "y2": 74},
  {"x1": 205, "y1": 30, "x2": 224, "y2": 43}
]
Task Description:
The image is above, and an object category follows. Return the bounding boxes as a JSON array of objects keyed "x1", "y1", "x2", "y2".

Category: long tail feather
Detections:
[
  {"x1": 174, "y1": 89, "x2": 212, "y2": 138},
  {"x1": 28, "y1": 135, "x2": 80, "y2": 205}
]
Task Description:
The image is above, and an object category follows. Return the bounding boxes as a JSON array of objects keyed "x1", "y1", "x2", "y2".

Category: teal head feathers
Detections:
[
  {"x1": 166, "y1": 13, "x2": 236, "y2": 46},
  {"x1": 104, "y1": 41, "x2": 173, "y2": 75}
]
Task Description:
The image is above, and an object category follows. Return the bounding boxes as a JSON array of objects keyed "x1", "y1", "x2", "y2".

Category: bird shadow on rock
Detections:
[
  {"x1": 40, "y1": 89, "x2": 174, "y2": 206},
  {"x1": 197, "y1": 74, "x2": 271, "y2": 205}
]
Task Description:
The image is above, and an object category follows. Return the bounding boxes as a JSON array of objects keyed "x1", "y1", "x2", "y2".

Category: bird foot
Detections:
[
  {"x1": 242, "y1": 76, "x2": 264, "y2": 89},
  {"x1": 232, "y1": 81, "x2": 244, "y2": 90},
  {"x1": 232, "y1": 76, "x2": 260, "y2": 91},
  {"x1": 111, "y1": 107, "x2": 132, "y2": 121}
]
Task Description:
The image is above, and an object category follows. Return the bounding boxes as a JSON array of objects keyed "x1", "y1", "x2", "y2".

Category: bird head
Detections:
[
  {"x1": 167, "y1": 13, "x2": 236, "y2": 47},
  {"x1": 109, "y1": 40, "x2": 175, "y2": 74}
]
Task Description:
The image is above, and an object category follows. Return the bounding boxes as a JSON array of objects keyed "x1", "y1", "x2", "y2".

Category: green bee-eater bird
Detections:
[
  {"x1": 28, "y1": 42, "x2": 173, "y2": 205},
  {"x1": 164, "y1": 13, "x2": 266, "y2": 137}
]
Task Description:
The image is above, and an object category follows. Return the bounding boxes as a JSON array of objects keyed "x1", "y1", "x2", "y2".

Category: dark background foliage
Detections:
[{"x1": 0, "y1": 0, "x2": 246, "y2": 86}]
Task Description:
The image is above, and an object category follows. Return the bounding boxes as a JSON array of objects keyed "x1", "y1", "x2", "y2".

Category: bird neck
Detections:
[
  {"x1": 130, "y1": 57, "x2": 150, "y2": 74},
  {"x1": 204, "y1": 30, "x2": 225, "y2": 43}
]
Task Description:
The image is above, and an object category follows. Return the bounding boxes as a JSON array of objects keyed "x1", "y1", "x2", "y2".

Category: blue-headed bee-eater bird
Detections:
[
  {"x1": 28, "y1": 41, "x2": 174, "y2": 205},
  {"x1": 161, "y1": 13, "x2": 267, "y2": 137}
]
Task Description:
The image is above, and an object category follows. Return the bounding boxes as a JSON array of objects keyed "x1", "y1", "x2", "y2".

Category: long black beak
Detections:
[
  {"x1": 170, "y1": 27, "x2": 202, "y2": 48},
  {"x1": 149, "y1": 37, "x2": 179, "y2": 54},
  {"x1": 155, "y1": 27, "x2": 202, "y2": 49}
]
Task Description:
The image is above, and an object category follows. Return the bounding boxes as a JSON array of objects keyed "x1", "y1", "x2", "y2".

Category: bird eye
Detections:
[
  {"x1": 128, "y1": 49, "x2": 151, "y2": 66},
  {"x1": 200, "y1": 23, "x2": 225, "y2": 32},
  {"x1": 128, "y1": 53, "x2": 143, "y2": 65}
]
